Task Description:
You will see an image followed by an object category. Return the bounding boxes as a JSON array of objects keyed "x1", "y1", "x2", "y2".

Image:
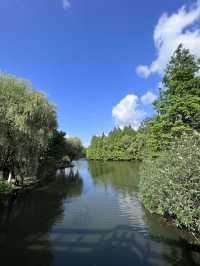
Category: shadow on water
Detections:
[
  {"x1": 0, "y1": 160, "x2": 199, "y2": 266},
  {"x1": 51, "y1": 224, "x2": 200, "y2": 266},
  {"x1": 0, "y1": 171, "x2": 83, "y2": 266}
]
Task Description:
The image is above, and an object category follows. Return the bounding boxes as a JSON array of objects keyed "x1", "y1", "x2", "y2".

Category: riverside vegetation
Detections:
[
  {"x1": 0, "y1": 73, "x2": 85, "y2": 195},
  {"x1": 87, "y1": 45, "x2": 200, "y2": 233},
  {"x1": 0, "y1": 45, "x2": 199, "y2": 235}
]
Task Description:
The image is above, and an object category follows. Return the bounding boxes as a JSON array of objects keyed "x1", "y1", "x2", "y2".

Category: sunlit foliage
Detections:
[
  {"x1": 87, "y1": 126, "x2": 138, "y2": 161},
  {"x1": 139, "y1": 135, "x2": 200, "y2": 232},
  {"x1": 0, "y1": 74, "x2": 57, "y2": 183}
]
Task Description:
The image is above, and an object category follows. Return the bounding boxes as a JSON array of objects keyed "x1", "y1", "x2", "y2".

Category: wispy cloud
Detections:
[
  {"x1": 62, "y1": 0, "x2": 71, "y2": 9},
  {"x1": 141, "y1": 91, "x2": 157, "y2": 105},
  {"x1": 136, "y1": 0, "x2": 200, "y2": 78}
]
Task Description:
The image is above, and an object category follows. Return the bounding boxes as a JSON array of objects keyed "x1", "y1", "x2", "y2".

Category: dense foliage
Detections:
[
  {"x1": 87, "y1": 45, "x2": 200, "y2": 232},
  {"x1": 1, "y1": 45, "x2": 199, "y2": 233},
  {"x1": 37, "y1": 131, "x2": 85, "y2": 179},
  {"x1": 139, "y1": 135, "x2": 200, "y2": 232},
  {"x1": 87, "y1": 126, "x2": 140, "y2": 160},
  {"x1": 65, "y1": 137, "x2": 86, "y2": 162},
  {"x1": 143, "y1": 44, "x2": 200, "y2": 154},
  {"x1": 0, "y1": 181, "x2": 11, "y2": 193},
  {"x1": 0, "y1": 74, "x2": 57, "y2": 184},
  {"x1": 88, "y1": 45, "x2": 200, "y2": 160},
  {"x1": 138, "y1": 45, "x2": 200, "y2": 233},
  {"x1": 0, "y1": 73, "x2": 84, "y2": 186}
]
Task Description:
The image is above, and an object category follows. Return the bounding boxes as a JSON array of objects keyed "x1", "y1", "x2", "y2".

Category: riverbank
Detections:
[
  {"x1": 1, "y1": 160, "x2": 199, "y2": 266},
  {"x1": 139, "y1": 136, "x2": 200, "y2": 237},
  {"x1": 0, "y1": 164, "x2": 77, "y2": 208},
  {"x1": 87, "y1": 134, "x2": 200, "y2": 237},
  {"x1": 0, "y1": 177, "x2": 40, "y2": 208}
]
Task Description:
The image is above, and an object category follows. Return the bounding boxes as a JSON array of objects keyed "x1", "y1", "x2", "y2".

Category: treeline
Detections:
[
  {"x1": 88, "y1": 45, "x2": 200, "y2": 233},
  {"x1": 87, "y1": 126, "x2": 140, "y2": 160},
  {"x1": 87, "y1": 45, "x2": 200, "y2": 160},
  {"x1": 0, "y1": 73, "x2": 84, "y2": 189}
]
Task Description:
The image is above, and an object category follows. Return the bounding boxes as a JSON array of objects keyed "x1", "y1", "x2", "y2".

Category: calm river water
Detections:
[{"x1": 0, "y1": 160, "x2": 199, "y2": 266}]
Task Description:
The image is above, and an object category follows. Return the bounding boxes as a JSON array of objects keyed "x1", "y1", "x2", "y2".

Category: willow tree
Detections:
[{"x1": 0, "y1": 74, "x2": 57, "y2": 184}]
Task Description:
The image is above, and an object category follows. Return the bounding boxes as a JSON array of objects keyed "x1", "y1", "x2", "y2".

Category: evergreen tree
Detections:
[
  {"x1": 87, "y1": 45, "x2": 200, "y2": 159},
  {"x1": 87, "y1": 127, "x2": 138, "y2": 161},
  {"x1": 147, "y1": 44, "x2": 200, "y2": 152}
]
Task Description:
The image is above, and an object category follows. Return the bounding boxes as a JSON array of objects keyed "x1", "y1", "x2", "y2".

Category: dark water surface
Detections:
[{"x1": 0, "y1": 160, "x2": 199, "y2": 266}]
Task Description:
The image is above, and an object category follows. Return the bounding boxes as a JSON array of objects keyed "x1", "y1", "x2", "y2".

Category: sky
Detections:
[{"x1": 0, "y1": 0, "x2": 200, "y2": 146}]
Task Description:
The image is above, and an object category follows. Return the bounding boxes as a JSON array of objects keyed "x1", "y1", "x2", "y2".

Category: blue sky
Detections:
[{"x1": 1, "y1": 0, "x2": 200, "y2": 146}]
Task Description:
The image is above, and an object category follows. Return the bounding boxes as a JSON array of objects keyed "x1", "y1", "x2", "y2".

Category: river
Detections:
[{"x1": 0, "y1": 160, "x2": 199, "y2": 266}]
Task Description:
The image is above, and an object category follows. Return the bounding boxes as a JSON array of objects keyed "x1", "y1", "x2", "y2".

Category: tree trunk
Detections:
[
  {"x1": 7, "y1": 172, "x2": 12, "y2": 184},
  {"x1": 20, "y1": 175, "x2": 24, "y2": 187}
]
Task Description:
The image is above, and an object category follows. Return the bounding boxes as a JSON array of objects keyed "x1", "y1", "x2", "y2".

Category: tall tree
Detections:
[
  {"x1": 147, "y1": 44, "x2": 200, "y2": 152},
  {"x1": 155, "y1": 44, "x2": 200, "y2": 131},
  {"x1": 0, "y1": 74, "x2": 57, "y2": 183}
]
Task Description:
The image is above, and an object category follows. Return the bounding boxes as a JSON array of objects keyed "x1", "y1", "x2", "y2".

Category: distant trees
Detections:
[
  {"x1": 88, "y1": 45, "x2": 200, "y2": 160},
  {"x1": 37, "y1": 130, "x2": 68, "y2": 178},
  {"x1": 65, "y1": 137, "x2": 85, "y2": 162},
  {"x1": 87, "y1": 126, "x2": 138, "y2": 161},
  {"x1": 38, "y1": 133, "x2": 85, "y2": 178}
]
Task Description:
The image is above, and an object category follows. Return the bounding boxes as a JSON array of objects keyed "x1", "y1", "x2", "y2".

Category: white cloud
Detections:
[
  {"x1": 112, "y1": 94, "x2": 145, "y2": 130},
  {"x1": 65, "y1": 134, "x2": 73, "y2": 138},
  {"x1": 62, "y1": 0, "x2": 71, "y2": 9},
  {"x1": 83, "y1": 142, "x2": 90, "y2": 148},
  {"x1": 136, "y1": 1, "x2": 200, "y2": 78},
  {"x1": 141, "y1": 91, "x2": 158, "y2": 105},
  {"x1": 136, "y1": 65, "x2": 151, "y2": 78}
]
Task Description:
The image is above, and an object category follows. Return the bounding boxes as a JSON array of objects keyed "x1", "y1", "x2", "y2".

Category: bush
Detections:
[
  {"x1": 0, "y1": 181, "x2": 11, "y2": 193},
  {"x1": 139, "y1": 134, "x2": 200, "y2": 232}
]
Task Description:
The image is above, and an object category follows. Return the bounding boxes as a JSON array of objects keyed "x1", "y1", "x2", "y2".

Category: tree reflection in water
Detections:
[
  {"x1": 0, "y1": 161, "x2": 200, "y2": 266},
  {"x1": 88, "y1": 160, "x2": 140, "y2": 194},
  {"x1": 0, "y1": 171, "x2": 83, "y2": 266}
]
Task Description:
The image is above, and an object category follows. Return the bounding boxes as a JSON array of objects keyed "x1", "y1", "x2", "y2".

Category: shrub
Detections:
[
  {"x1": 139, "y1": 134, "x2": 200, "y2": 232},
  {"x1": 0, "y1": 181, "x2": 11, "y2": 193}
]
